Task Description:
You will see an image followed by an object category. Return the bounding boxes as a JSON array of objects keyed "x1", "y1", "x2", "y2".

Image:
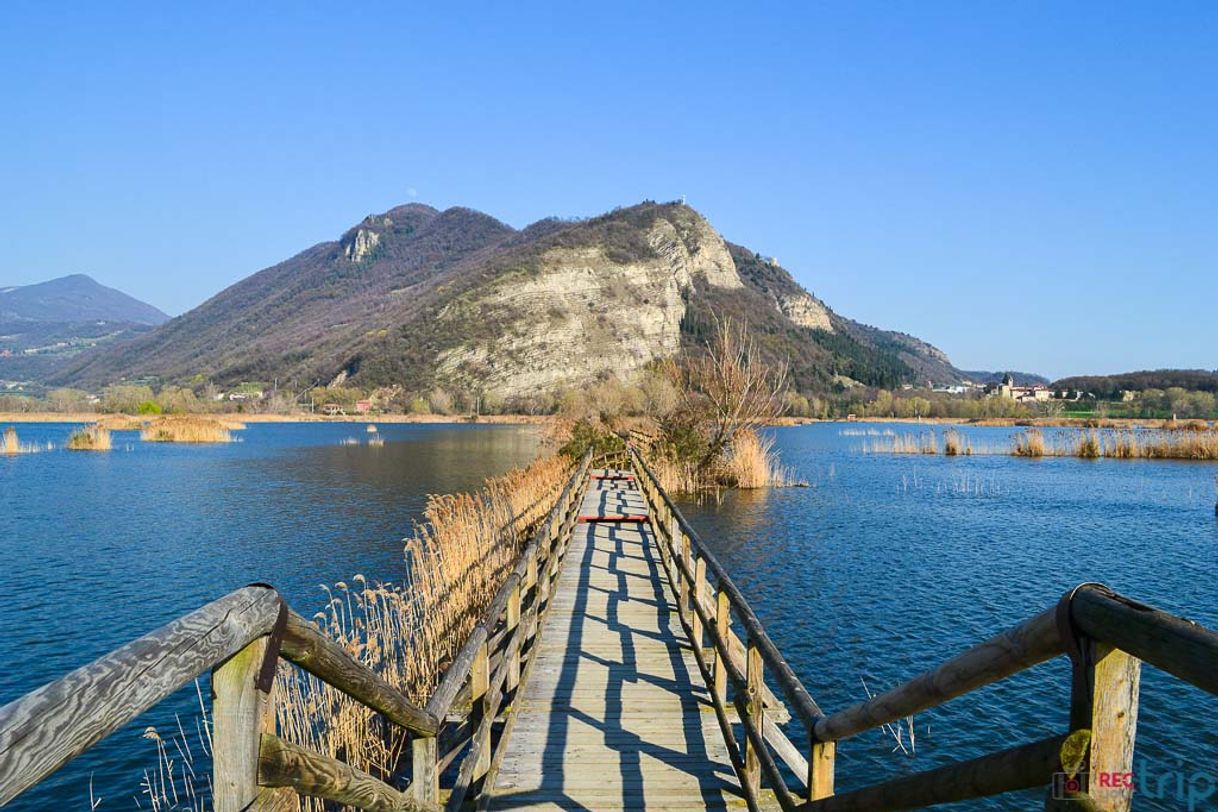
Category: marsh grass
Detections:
[
  {"x1": 3, "y1": 426, "x2": 17, "y2": 455},
  {"x1": 942, "y1": 429, "x2": 971, "y2": 456},
  {"x1": 269, "y1": 454, "x2": 572, "y2": 803},
  {"x1": 1012, "y1": 430, "x2": 1047, "y2": 457},
  {"x1": 864, "y1": 431, "x2": 939, "y2": 455},
  {"x1": 1074, "y1": 430, "x2": 1102, "y2": 459},
  {"x1": 67, "y1": 424, "x2": 112, "y2": 451},
  {"x1": 722, "y1": 429, "x2": 798, "y2": 488},
  {"x1": 97, "y1": 415, "x2": 146, "y2": 431},
  {"x1": 141, "y1": 416, "x2": 232, "y2": 444}
]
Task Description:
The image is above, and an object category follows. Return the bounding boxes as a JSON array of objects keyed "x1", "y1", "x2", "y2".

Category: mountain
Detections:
[
  {"x1": 962, "y1": 370, "x2": 1049, "y2": 387},
  {"x1": 1, "y1": 275, "x2": 168, "y2": 382},
  {"x1": 63, "y1": 202, "x2": 965, "y2": 399},
  {"x1": 0, "y1": 274, "x2": 168, "y2": 325}
]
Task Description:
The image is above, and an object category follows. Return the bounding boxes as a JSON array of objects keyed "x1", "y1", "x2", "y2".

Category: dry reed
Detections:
[
  {"x1": 67, "y1": 424, "x2": 112, "y2": 451},
  {"x1": 1012, "y1": 429, "x2": 1046, "y2": 457},
  {"x1": 97, "y1": 414, "x2": 146, "y2": 431},
  {"x1": 271, "y1": 453, "x2": 573, "y2": 802},
  {"x1": 722, "y1": 429, "x2": 797, "y2": 487},
  {"x1": 3, "y1": 427, "x2": 17, "y2": 455},
  {"x1": 864, "y1": 431, "x2": 939, "y2": 455},
  {"x1": 141, "y1": 416, "x2": 232, "y2": 444},
  {"x1": 942, "y1": 429, "x2": 971, "y2": 456}
]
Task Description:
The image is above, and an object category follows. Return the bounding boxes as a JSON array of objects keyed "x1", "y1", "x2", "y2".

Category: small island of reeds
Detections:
[
  {"x1": 66, "y1": 425, "x2": 112, "y2": 451},
  {"x1": 140, "y1": 415, "x2": 235, "y2": 444}
]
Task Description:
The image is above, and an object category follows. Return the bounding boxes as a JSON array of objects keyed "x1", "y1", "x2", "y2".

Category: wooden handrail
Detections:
[
  {"x1": 812, "y1": 606, "x2": 1064, "y2": 743},
  {"x1": 258, "y1": 733, "x2": 440, "y2": 812},
  {"x1": 801, "y1": 734, "x2": 1069, "y2": 812},
  {"x1": 628, "y1": 444, "x2": 824, "y2": 730},
  {"x1": 281, "y1": 611, "x2": 441, "y2": 735},
  {"x1": 0, "y1": 586, "x2": 282, "y2": 805},
  {"x1": 626, "y1": 442, "x2": 1218, "y2": 812},
  {"x1": 1070, "y1": 585, "x2": 1218, "y2": 696},
  {"x1": 0, "y1": 451, "x2": 591, "y2": 811}
]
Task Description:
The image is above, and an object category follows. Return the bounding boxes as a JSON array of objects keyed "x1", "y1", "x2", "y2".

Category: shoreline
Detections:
[{"x1": 0, "y1": 412, "x2": 554, "y2": 426}]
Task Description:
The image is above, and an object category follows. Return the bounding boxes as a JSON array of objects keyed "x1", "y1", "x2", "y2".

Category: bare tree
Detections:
[{"x1": 677, "y1": 316, "x2": 788, "y2": 469}]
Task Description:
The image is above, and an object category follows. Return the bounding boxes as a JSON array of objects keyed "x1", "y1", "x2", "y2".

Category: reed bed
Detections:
[
  {"x1": 97, "y1": 414, "x2": 146, "y2": 431},
  {"x1": 942, "y1": 429, "x2": 971, "y2": 456},
  {"x1": 271, "y1": 453, "x2": 573, "y2": 803},
  {"x1": 67, "y1": 424, "x2": 112, "y2": 451},
  {"x1": 863, "y1": 431, "x2": 939, "y2": 455},
  {"x1": 723, "y1": 429, "x2": 798, "y2": 487},
  {"x1": 0, "y1": 426, "x2": 52, "y2": 455},
  {"x1": 1012, "y1": 429, "x2": 1047, "y2": 457},
  {"x1": 140, "y1": 416, "x2": 232, "y2": 444}
]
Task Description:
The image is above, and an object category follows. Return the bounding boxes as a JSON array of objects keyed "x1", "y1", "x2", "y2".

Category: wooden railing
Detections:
[
  {"x1": 628, "y1": 442, "x2": 1218, "y2": 812},
  {"x1": 0, "y1": 450, "x2": 593, "y2": 812}
]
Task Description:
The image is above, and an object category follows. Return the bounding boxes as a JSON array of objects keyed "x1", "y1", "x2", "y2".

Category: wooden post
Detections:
[
  {"x1": 744, "y1": 639, "x2": 764, "y2": 798},
  {"x1": 691, "y1": 557, "x2": 706, "y2": 661},
  {"x1": 714, "y1": 589, "x2": 730, "y2": 703},
  {"x1": 1074, "y1": 642, "x2": 1141, "y2": 812},
  {"x1": 411, "y1": 735, "x2": 438, "y2": 805},
  {"x1": 678, "y1": 534, "x2": 690, "y2": 621},
  {"x1": 809, "y1": 739, "x2": 835, "y2": 800},
  {"x1": 471, "y1": 641, "x2": 491, "y2": 783},
  {"x1": 213, "y1": 637, "x2": 274, "y2": 812},
  {"x1": 506, "y1": 583, "x2": 522, "y2": 696}
]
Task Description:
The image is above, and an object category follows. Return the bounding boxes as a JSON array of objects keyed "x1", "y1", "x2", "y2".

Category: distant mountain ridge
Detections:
[
  {"x1": 1, "y1": 274, "x2": 167, "y2": 325},
  {"x1": 1, "y1": 275, "x2": 168, "y2": 382},
  {"x1": 62, "y1": 201, "x2": 968, "y2": 399}
]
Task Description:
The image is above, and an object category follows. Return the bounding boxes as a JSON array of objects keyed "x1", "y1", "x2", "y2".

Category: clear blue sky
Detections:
[{"x1": 2, "y1": 2, "x2": 1215, "y2": 380}]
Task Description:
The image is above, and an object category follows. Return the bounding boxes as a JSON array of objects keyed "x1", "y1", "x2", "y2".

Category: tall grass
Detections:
[
  {"x1": 67, "y1": 424, "x2": 112, "y2": 451},
  {"x1": 723, "y1": 429, "x2": 797, "y2": 487},
  {"x1": 141, "y1": 416, "x2": 232, "y2": 444},
  {"x1": 270, "y1": 454, "x2": 573, "y2": 801},
  {"x1": 1074, "y1": 430, "x2": 1102, "y2": 459},
  {"x1": 942, "y1": 429, "x2": 971, "y2": 456},
  {"x1": 864, "y1": 431, "x2": 938, "y2": 454},
  {"x1": 1012, "y1": 430, "x2": 1046, "y2": 457},
  {"x1": 2, "y1": 426, "x2": 16, "y2": 455}
]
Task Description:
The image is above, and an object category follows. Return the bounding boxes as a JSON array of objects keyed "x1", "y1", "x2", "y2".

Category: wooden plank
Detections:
[
  {"x1": 1083, "y1": 643, "x2": 1141, "y2": 812},
  {"x1": 0, "y1": 586, "x2": 281, "y2": 806},
  {"x1": 487, "y1": 472, "x2": 751, "y2": 811}
]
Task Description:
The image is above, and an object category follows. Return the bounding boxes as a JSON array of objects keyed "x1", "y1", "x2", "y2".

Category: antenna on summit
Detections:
[{"x1": 680, "y1": 194, "x2": 686, "y2": 205}]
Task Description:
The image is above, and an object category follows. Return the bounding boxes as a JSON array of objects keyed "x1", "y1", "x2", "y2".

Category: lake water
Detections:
[
  {"x1": 0, "y1": 422, "x2": 540, "y2": 810},
  {"x1": 2, "y1": 421, "x2": 1216, "y2": 810},
  {"x1": 678, "y1": 424, "x2": 1218, "y2": 811}
]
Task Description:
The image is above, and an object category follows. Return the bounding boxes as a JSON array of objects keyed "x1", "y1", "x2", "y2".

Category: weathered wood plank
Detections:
[
  {"x1": 487, "y1": 471, "x2": 751, "y2": 811},
  {"x1": 0, "y1": 586, "x2": 281, "y2": 805},
  {"x1": 281, "y1": 611, "x2": 439, "y2": 736},
  {"x1": 258, "y1": 733, "x2": 440, "y2": 812}
]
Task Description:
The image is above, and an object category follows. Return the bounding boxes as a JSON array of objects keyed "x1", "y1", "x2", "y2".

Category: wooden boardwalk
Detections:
[{"x1": 486, "y1": 469, "x2": 751, "y2": 810}]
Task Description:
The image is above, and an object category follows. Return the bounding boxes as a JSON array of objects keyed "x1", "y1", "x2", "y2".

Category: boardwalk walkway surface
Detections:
[{"x1": 487, "y1": 468, "x2": 751, "y2": 810}]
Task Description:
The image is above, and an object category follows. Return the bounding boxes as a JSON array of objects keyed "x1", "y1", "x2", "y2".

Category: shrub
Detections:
[
  {"x1": 137, "y1": 400, "x2": 163, "y2": 415},
  {"x1": 67, "y1": 425, "x2": 112, "y2": 451}
]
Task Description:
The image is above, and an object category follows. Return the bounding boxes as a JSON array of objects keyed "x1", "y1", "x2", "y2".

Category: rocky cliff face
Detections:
[
  {"x1": 434, "y1": 210, "x2": 742, "y2": 396},
  {"x1": 62, "y1": 200, "x2": 964, "y2": 398}
]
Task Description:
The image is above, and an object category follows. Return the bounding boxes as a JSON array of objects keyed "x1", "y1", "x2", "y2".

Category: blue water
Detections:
[
  {"x1": 678, "y1": 424, "x2": 1218, "y2": 811},
  {"x1": 0, "y1": 422, "x2": 540, "y2": 810},
  {"x1": 3, "y1": 421, "x2": 1216, "y2": 810}
]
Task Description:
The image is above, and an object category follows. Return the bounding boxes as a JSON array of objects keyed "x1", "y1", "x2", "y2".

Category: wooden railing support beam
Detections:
[{"x1": 213, "y1": 637, "x2": 275, "y2": 812}]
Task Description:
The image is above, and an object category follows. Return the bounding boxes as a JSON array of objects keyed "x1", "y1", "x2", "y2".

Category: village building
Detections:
[{"x1": 988, "y1": 373, "x2": 1053, "y2": 404}]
